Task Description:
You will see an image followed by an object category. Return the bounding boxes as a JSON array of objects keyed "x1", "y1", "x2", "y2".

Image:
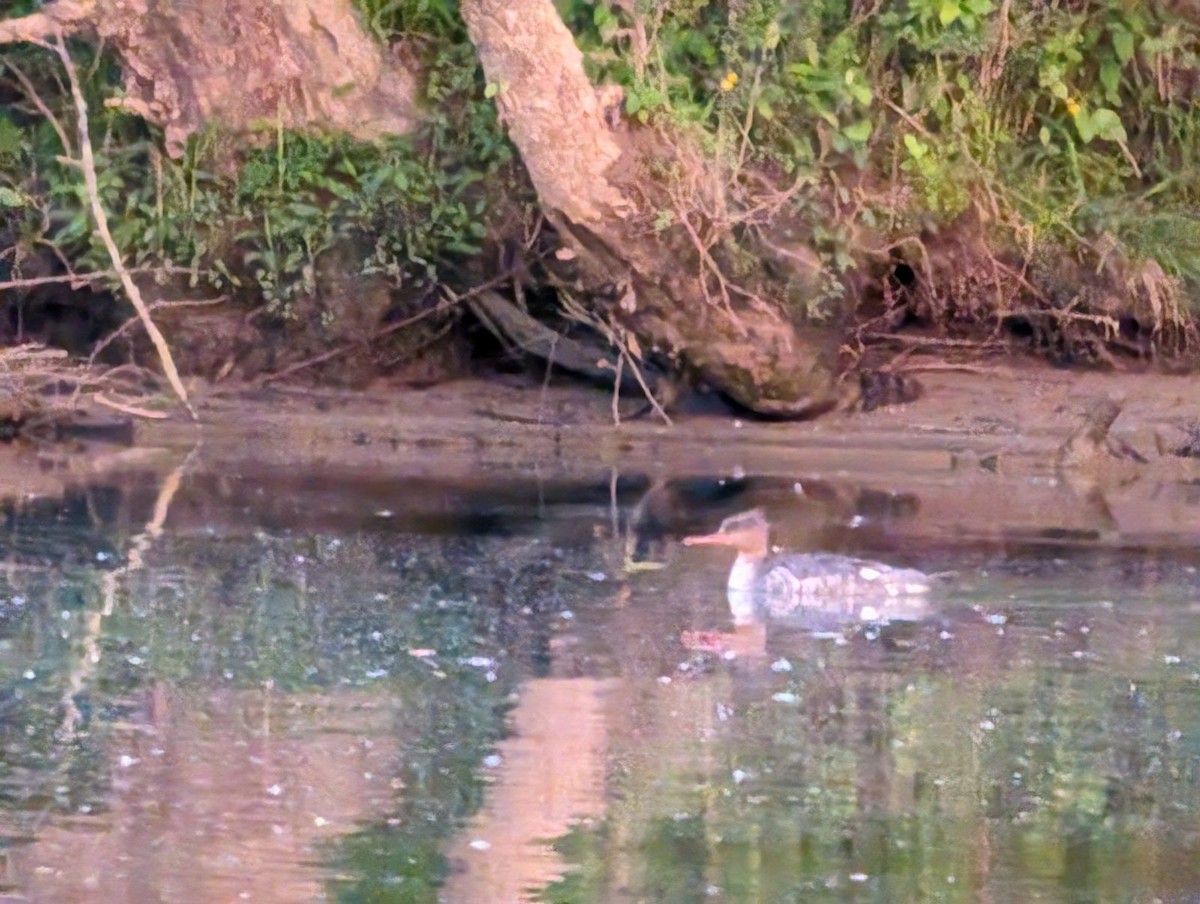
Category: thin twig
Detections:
[
  {"x1": 0, "y1": 264, "x2": 209, "y2": 293},
  {"x1": 735, "y1": 62, "x2": 763, "y2": 177},
  {"x1": 537, "y1": 332, "x2": 557, "y2": 426},
  {"x1": 258, "y1": 273, "x2": 511, "y2": 385},
  {"x1": 89, "y1": 295, "x2": 228, "y2": 365},
  {"x1": 6, "y1": 59, "x2": 72, "y2": 154},
  {"x1": 884, "y1": 99, "x2": 933, "y2": 137},
  {"x1": 558, "y1": 293, "x2": 672, "y2": 425},
  {"x1": 610, "y1": 352, "x2": 624, "y2": 426},
  {"x1": 671, "y1": 197, "x2": 749, "y2": 334},
  {"x1": 50, "y1": 30, "x2": 196, "y2": 419},
  {"x1": 611, "y1": 330, "x2": 671, "y2": 425}
]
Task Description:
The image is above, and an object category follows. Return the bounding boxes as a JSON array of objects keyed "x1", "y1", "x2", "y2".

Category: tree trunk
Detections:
[{"x1": 460, "y1": 0, "x2": 841, "y2": 416}]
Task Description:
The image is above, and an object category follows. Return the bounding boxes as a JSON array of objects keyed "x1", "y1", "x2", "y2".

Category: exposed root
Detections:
[{"x1": 559, "y1": 293, "x2": 672, "y2": 425}]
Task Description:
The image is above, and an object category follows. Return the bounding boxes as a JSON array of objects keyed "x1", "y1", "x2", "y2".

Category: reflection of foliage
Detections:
[
  {"x1": 328, "y1": 681, "x2": 502, "y2": 903},
  {"x1": 0, "y1": 524, "x2": 605, "y2": 900},
  {"x1": 546, "y1": 617, "x2": 1200, "y2": 902},
  {"x1": 537, "y1": 822, "x2": 610, "y2": 904}
]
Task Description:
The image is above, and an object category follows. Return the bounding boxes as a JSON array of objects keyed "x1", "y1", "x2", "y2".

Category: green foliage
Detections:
[{"x1": 786, "y1": 32, "x2": 874, "y2": 157}]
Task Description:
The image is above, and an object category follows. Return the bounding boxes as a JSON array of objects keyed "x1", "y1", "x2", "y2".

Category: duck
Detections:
[{"x1": 682, "y1": 508, "x2": 933, "y2": 627}]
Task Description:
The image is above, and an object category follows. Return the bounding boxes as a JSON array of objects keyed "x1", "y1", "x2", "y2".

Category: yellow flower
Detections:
[
  {"x1": 1066, "y1": 98, "x2": 1081, "y2": 115},
  {"x1": 720, "y1": 71, "x2": 739, "y2": 92}
]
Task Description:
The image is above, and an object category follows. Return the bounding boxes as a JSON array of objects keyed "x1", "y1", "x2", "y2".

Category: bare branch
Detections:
[
  {"x1": 50, "y1": 29, "x2": 196, "y2": 418},
  {"x1": 6, "y1": 60, "x2": 72, "y2": 155},
  {"x1": 89, "y1": 295, "x2": 228, "y2": 365},
  {"x1": 0, "y1": 265, "x2": 209, "y2": 293}
]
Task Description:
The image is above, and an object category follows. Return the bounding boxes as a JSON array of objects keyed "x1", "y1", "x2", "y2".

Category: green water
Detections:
[{"x1": 0, "y1": 464, "x2": 1198, "y2": 903}]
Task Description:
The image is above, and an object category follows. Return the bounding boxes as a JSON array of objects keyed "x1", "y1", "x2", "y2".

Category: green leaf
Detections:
[
  {"x1": 484, "y1": 83, "x2": 498, "y2": 99},
  {"x1": 1089, "y1": 107, "x2": 1127, "y2": 143},
  {"x1": 0, "y1": 186, "x2": 24, "y2": 208},
  {"x1": 1112, "y1": 28, "x2": 1135, "y2": 64},
  {"x1": 842, "y1": 119, "x2": 873, "y2": 143},
  {"x1": 1099, "y1": 59, "x2": 1122, "y2": 102},
  {"x1": 903, "y1": 134, "x2": 928, "y2": 159},
  {"x1": 1073, "y1": 109, "x2": 1096, "y2": 143},
  {"x1": 848, "y1": 80, "x2": 873, "y2": 106},
  {"x1": 939, "y1": 0, "x2": 962, "y2": 25},
  {"x1": 763, "y1": 21, "x2": 781, "y2": 51},
  {"x1": 625, "y1": 93, "x2": 641, "y2": 115},
  {"x1": 1039, "y1": 126, "x2": 1051, "y2": 146}
]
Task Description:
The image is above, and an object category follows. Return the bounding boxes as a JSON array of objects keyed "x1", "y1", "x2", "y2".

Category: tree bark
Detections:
[
  {"x1": 460, "y1": 0, "x2": 841, "y2": 416},
  {"x1": 0, "y1": 0, "x2": 417, "y2": 156}
]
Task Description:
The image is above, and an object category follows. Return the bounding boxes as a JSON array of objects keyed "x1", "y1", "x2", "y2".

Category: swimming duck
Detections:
[{"x1": 682, "y1": 508, "x2": 933, "y2": 627}]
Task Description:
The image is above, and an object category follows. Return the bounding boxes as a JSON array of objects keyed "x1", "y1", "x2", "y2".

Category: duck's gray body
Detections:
[
  {"x1": 684, "y1": 508, "x2": 935, "y2": 628},
  {"x1": 727, "y1": 551, "x2": 933, "y2": 626}
]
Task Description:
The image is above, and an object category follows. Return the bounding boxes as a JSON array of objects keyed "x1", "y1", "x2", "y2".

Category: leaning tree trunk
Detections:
[{"x1": 460, "y1": 0, "x2": 841, "y2": 416}]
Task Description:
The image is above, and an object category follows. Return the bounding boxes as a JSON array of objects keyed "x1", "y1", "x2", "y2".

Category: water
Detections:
[{"x1": 0, "y1": 456, "x2": 1199, "y2": 903}]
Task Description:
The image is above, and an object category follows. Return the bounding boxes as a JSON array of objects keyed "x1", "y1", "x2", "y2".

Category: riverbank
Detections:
[{"x1": 4, "y1": 359, "x2": 1199, "y2": 556}]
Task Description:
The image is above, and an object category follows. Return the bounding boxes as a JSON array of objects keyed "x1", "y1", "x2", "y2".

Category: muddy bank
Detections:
[
  {"x1": 137, "y1": 361, "x2": 1200, "y2": 480},
  {"x1": 2, "y1": 360, "x2": 1198, "y2": 558}
]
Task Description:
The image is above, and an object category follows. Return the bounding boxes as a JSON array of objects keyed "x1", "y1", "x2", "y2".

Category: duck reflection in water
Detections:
[{"x1": 679, "y1": 508, "x2": 934, "y2": 655}]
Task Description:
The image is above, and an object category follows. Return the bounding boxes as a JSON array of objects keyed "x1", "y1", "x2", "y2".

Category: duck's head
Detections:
[{"x1": 682, "y1": 508, "x2": 770, "y2": 558}]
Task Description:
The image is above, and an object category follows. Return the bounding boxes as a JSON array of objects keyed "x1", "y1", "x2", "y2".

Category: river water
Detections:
[{"x1": 0, "y1": 451, "x2": 1198, "y2": 903}]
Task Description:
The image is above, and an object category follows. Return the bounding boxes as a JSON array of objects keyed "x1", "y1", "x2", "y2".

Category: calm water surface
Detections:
[{"x1": 0, "y1": 459, "x2": 1198, "y2": 903}]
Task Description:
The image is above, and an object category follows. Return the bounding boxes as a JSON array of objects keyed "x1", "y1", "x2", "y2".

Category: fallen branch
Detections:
[
  {"x1": 469, "y1": 288, "x2": 637, "y2": 388},
  {"x1": 49, "y1": 30, "x2": 196, "y2": 418},
  {"x1": 861, "y1": 332, "x2": 1008, "y2": 349}
]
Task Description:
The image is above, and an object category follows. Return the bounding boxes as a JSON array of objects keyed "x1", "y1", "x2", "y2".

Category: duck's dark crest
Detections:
[{"x1": 717, "y1": 508, "x2": 768, "y2": 534}]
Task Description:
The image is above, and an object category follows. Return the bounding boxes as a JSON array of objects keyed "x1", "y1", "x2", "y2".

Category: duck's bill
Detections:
[{"x1": 681, "y1": 532, "x2": 734, "y2": 547}]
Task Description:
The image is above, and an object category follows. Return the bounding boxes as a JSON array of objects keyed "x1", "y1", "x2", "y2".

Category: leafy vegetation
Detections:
[
  {"x1": 0, "y1": 6, "x2": 516, "y2": 321},
  {"x1": 558, "y1": 0, "x2": 1200, "y2": 351}
]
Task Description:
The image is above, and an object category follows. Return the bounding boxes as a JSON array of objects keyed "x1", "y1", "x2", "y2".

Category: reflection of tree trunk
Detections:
[
  {"x1": 59, "y1": 451, "x2": 191, "y2": 739},
  {"x1": 441, "y1": 678, "x2": 613, "y2": 904},
  {"x1": 460, "y1": 0, "x2": 841, "y2": 417}
]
